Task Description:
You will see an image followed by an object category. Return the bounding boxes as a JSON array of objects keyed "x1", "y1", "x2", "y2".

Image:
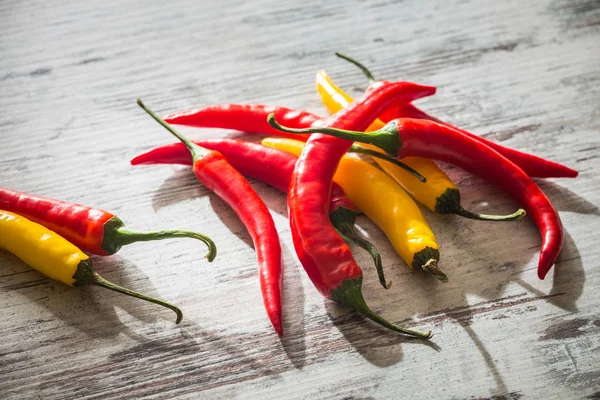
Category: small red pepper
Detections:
[
  {"x1": 0, "y1": 187, "x2": 216, "y2": 259},
  {"x1": 336, "y1": 52, "x2": 578, "y2": 179},
  {"x1": 137, "y1": 100, "x2": 284, "y2": 336},
  {"x1": 283, "y1": 81, "x2": 436, "y2": 338},
  {"x1": 130, "y1": 138, "x2": 391, "y2": 288},
  {"x1": 268, "y1": 117, "x2": 564, "y2": 280}
]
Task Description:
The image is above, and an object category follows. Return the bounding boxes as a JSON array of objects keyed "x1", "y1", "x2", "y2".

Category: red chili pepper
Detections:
[
  {"x1": 163, "y1": 104, "x2": 314, "y2": 141},
  {"x1": 268, "y1": 117, "x2": 564, "y2": 280},
  {"x1": 0, "y1": 186, "x2": 216, "y2": 259},
  {"x1": 336, "y1": 53, "x2": 578, "y2": 178},
  {"x1": 281, "y1": 81, "x2": 436, "y2": 338},
  {"x1": 163, "y1": 101, "x2": 576, "y2": 179},
  {"x1": 130, "y1": 138, "x2": 391, "y2": 289},
  {"x1": 137, "y1": 100, "x2": 284, "y2": 336}
]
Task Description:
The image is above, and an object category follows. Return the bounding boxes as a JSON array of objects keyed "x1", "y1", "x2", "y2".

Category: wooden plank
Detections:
[{"x1": 1, "y1": 0, "x2": 599, "y2": 398}]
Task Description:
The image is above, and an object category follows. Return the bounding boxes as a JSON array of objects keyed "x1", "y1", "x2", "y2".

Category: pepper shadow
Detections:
[
  {"x1": 409, "y1": 222, "x2": 583, "y2": 398},
  {"x1": 29, "y1": 320, "x2": 291, "y2": 396},
  {"x1": 149, "y1": 168, "x2": 211, "y2": 212},
  {"x1": 0, "y1": 252, "x2": 168, "y2": 340},
  {"x1": 514, "y1": 229, "x2": 584, "y2": 312},
  {"x1": 208, "y1": 193, "x2": 254, "y2": 249},
  {"x1": 325, "y1": 300, "x2": 443, "y2": 368},
  {"x1": 536, "y1": 179, "x2": 600, "y2": 216},
  {"x1": 278, "y1": 245, "x2": 308, "y2": 369},
  {"x1": 90, "y1": 255, "x2": 186, "y2": 328},
  {"x1": 206, "y1": 179, "x2": 289, "y2": 248},
  {"x1": 320, "y1": 232, "x2": 441, "y2": 368},
  {"x1": 206, "y1": 181, "x2": 309, "y2": 368}
]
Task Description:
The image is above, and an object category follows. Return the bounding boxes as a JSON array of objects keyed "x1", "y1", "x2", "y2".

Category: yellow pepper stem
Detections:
[
  {"x1": 335, "y1": 52, "x2": 377, "y2": 84},
  {"x1": 435, "y1": 188, "x2": 526, "y2": 221},
  {"x1": 72, "y1": 259, "x2": 183, "y2": 323},
  {"x1": 412, "y1": 247, "x2": 448, "y2": 283}
]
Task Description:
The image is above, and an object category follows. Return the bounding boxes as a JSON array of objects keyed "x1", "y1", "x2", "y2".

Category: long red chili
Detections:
[
  {"x1": 0, "y1": 187, "x2": 216, "y2": 259},
  {"x1": 162, "y1": 102, "x2": 576, "y2": 179},
  {"x1": 336, "y1": 52, "x2": 578, "y2": 179},
  {"x1": 283, "y1": 81, "x2": 436, "y2": 338},
  {"x1": 269, "y1": 117, "x2": 563, "y2": 280},
  {"x1": 137, "y1": 100, "x2": 284, "y2": 336},
  {"x1": 163, "y1": 104, "x2": 314, "y2": 141},
  {"x1": 130, "y1": 138, "x2": 392, "y2": 289},
  {"x1": 381, "y1": 103, "x2": 577, "y2": 178}
]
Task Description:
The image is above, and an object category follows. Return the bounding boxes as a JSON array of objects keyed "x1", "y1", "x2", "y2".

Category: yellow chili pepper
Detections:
[
  {"x1": 261, "y1": 138, "x2": 448, "y2": 282},
  {"x1": 317, "y1": 69, "x2": 516, "y2": 221},
  {"x1": 0, "y1": 210, "x2": 183, "y2": 322}
]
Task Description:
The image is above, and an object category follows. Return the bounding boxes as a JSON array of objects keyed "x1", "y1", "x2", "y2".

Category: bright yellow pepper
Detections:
[
  {"x1": 261, "y1": 138, "x2": 448, "y2": 282},
  {"x1": 0, "y1": 210, "x2": 183, "y2": 322},
  {"x1": 316, "y1": 70, "x2": 462, "y2": 215}
]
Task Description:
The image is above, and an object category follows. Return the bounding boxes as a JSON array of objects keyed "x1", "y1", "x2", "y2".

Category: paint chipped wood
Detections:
[{"x1": 1, "y1": 0, "x2": 599, "y2": 398}]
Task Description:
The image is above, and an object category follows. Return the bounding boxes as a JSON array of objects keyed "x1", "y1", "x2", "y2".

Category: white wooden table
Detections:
[{"x1": 1, "y1": 0, "x2": 599, "y2": 398}]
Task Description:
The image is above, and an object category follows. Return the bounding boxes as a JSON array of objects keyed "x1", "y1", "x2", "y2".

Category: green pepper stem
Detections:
[
  {"x1": 73, "y1": 259, "x2": 183, "y2": 323},
  {"x1": 335, "y1": 52, "x2": 377, "y2": 85},
  {"x1": 267, "y1": 113, "x2": 402, "y2": 155},
  {"x1": 329, "y1": 207, "x2": 391, "y2": 289},
  {"x1": 454, "y1": 206, "x2": 527, "y2": 221},
  {"x1": 267, "y1": 113, "x2": 378, "y2": 140},
  {"x1": 113, "y1": 227, "x2": 217, "y2": 262},
  {"x1": 412, "y1": 246, "x2": 449, "y2": 282},
  {"x1": 435, "y1": 188, "x2": 527, "y2": 221},
  {"x1": 330, "y1": 277, "x2": 432, "y2": 339},
  {"x1": 421, "y1": 259, "x2": 449, "y2": 283},
  {"x1": 137, "y1": 99, "x2": 209, "y2": 161},
  {"x1": 267, "y1": 111, "x2": 418, "y2": 181},
  {"x1": 348, "y1": 144, "x2": 426, "y2": 183}
]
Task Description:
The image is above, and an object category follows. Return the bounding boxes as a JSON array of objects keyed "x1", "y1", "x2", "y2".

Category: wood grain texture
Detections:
[{"x1": 1, "y1": 0, "x2": 599, "y2": 398}]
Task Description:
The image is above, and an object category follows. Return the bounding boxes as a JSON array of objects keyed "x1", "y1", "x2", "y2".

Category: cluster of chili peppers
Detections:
[
  {"x1": 1, "y1": 54, "x2": 576, "y2": 339},
  {"x1": 0, "y1": 187, "x2": 217, "y2": 323}
]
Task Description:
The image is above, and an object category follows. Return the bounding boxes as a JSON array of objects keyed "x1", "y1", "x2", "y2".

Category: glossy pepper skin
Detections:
[
  {"x1": 384, "y1": 103, "x2": 578, "y2": 178},
  {"x1": 163, "y1": 104, "x2": 314, "y2": 141},
  {"x1": 0, "y1": 210, "x2": 183, "y2": 322},
  {"x1": 163, "y1": 100, "x2": 577, "y2": 179},
  {"x1": 137, "y1": 101, "x2": 284, "y2": 336},
  {"x1": 284, "y1": 81, "x2": 436, "y2": 338},
  {"x1": 130, "y1": 138, "x2": 388, "y2": 289},
  {"x1": 262, "y1": 137, "x2": 448, "y2": 282},
  {"x1": 316, "y1": 70, "x2": 525, "y2": 221},
  {"x1": 0, "y1": 187, "x2": 216, "y2": 260},
  {"x1": 269, "y1": 117, "x2": 563, "y2": 280},
  {"x1": 334, "y1": 53, "x2": 578, "y2": 179}
]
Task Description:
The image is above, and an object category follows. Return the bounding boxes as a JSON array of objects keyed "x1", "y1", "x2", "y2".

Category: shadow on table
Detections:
[
  {"x1": 146, "y1": 166, "x2": 311, "y2": 367},
  {"x1": 0, "y1": 253, "x2": 177, "y2": 341},
  {"x1": 536, "y1": 179, "x2": 600, "y2": 216},
  {"x1": 514, "y1": 230, "x2": 585, "y2": 312},
  {"x1": 320, "y1": 216, "x2": 583, "y2": 384},
  {"x1": 209, "y1": 190, "x2": 311, "y2": 368},
  {"x1": 149, "y1": 168, "x2": 211, "y2": 211},
  {"x1": 101, "y1": 321, "x2": 293, "y2": 393},
  {"x1": 324, "y1": 301, "x2": 440, "y2": 367},
  {"x1": 413, "y1": 223, "x2": 583, "y2": 397},
  {"x1": 278, "y1": 245, "x2": 308, "y2": 369}
]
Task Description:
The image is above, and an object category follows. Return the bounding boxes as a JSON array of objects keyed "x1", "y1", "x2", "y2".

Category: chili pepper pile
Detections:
[{"x1": 0, "y1": 54, "x2": 577, "y2": 340}]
